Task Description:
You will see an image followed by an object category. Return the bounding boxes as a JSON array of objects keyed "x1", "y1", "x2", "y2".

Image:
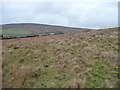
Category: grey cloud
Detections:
[
  {"x1": 83, "y1": 2, "x2": 118, "y2": 28},
  {"x1": 1, "y1": 1, "x2": 118, "y2": 29}
]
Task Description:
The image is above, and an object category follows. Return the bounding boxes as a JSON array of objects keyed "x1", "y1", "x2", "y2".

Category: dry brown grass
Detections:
[
  {"x1": 2, "y1": 28, "x2": 118, "y2": 88},
  {"x1": 63, "y1": 78, "x2": 85, "y2": 88}
]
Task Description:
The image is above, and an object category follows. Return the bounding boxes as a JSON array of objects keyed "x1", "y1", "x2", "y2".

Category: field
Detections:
[
  {"x1": 1, "y1": 29, "x2": 65, "y2": 39},
  {"x1": 1, "y1": 29, "x2": 32, "y2": 38},
  {"x1": 2, "y1": 28, "x2": 118, "y2": 88},
  {"x1": 1, "y1": 23, "x2": 88, "y2": 39}
]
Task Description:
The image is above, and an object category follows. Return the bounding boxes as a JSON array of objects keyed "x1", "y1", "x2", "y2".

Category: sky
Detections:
[{"x1": 1, "y1": 0, "x2": 119, "y2": 29}]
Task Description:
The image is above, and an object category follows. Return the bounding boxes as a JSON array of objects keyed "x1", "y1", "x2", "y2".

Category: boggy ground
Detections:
[{"x1": 2, "y1": 28, "x2": 118, "y2": 88}]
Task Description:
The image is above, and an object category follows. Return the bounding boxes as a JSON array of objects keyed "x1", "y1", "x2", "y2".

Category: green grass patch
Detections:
[
  {"x1": 2, "y1": 29, "x2": 32, "y2": 38},
  {"x1": 86, "y1": 60, "x2": 117, "y2": 88}
]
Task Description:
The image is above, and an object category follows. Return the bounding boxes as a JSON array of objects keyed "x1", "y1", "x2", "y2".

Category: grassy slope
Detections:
[
  {"x1": 1, "y1": 29, "x2": 32, "y2": 38},
  {"x1": 1, "y1": 23, "x2": 90, "y2": 38},
  {"x1": 2, "y1": 28, "x2": 118, "y2": 88},
  {"x1": 2, "y1": 23, "x2": 87, "y2": 36}
]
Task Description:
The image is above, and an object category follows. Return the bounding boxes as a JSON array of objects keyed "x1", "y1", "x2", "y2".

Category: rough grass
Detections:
[{"x1": 2, "y1": 28, "x2": 118, "y2": 88}]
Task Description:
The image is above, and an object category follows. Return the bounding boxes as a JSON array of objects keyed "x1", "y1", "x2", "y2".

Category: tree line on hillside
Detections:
[{"x1": 0, "y1": 31, "x2": 64, "y2": 40}]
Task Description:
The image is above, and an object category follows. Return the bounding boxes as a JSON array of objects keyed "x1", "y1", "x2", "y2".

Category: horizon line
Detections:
[{"x1": 0, "y1": 22, "x2": 118, "y2": 30}]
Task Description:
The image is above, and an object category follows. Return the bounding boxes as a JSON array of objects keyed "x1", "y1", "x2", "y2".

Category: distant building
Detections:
[
  {"x1": 45, "y1": 31, "x2": 64, "y2": 35},
  {"x1": 49, "y1": 32, "x2": 55, "y2": 35}
]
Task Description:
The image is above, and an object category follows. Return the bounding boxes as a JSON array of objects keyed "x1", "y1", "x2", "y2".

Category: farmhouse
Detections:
[{"x1": 49, "y1": 32, "x2": 55, "y2": 35}]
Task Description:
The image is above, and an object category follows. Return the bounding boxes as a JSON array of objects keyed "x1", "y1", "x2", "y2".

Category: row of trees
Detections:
[
  {"x1": 0, "y1": 31, "x2": 64, "y2": 40},
  {"x1": 0, "y1": 34, "x2": 39, "y2": 40}
]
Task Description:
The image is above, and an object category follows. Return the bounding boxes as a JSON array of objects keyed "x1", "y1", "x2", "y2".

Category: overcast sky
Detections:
[{"x1": 1, "y1": 0, "x2": 119, "y2": 29}]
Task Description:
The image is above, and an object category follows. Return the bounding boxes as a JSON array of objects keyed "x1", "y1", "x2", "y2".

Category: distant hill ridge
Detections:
[{"x1": 1, "y1": 23, "x2": 91, "y2": 33}]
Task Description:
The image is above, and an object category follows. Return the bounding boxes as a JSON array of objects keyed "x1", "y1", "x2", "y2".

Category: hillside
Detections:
[
  {"x1": 1, "y1": 23, "x2": 91, "y2": 39},
  {"x1": 2, "y1": 23, "x2": 89, "y2": 32},
  {"x1": 2, "y1": 28, "x2": 118, "y2": 88},
  {"x1": 1, "y1": 23, "x2": 90, "y2": 34}
]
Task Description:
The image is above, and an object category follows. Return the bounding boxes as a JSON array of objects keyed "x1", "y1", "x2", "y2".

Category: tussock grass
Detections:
[{"x1": 2, "y1": 28, "x2": 118, "y2": 88}]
